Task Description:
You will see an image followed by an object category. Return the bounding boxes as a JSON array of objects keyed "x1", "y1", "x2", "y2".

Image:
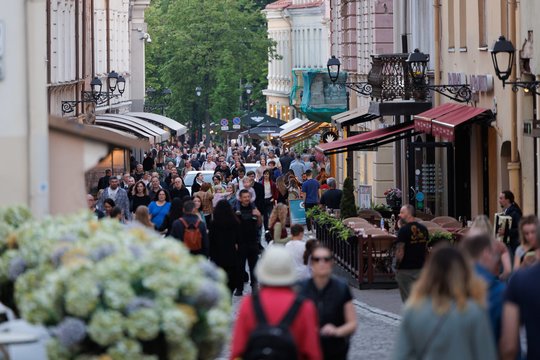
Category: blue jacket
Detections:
[{"x1": 475, "y1": 263, "x2": 505, "y2": 344}]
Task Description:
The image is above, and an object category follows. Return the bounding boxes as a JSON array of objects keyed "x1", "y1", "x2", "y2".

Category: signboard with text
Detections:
[
  {"x1": 289, "y1": 199, "x2": 306, "y2": 225},
  {"x1": 358, "y1": 185, "x2": 372, "y2": 209}
]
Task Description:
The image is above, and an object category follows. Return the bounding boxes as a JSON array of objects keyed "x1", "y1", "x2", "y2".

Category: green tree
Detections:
[
  {"x1": 340, "y1": 177, "x2": 357, "y2": 219},
  {"x1": 145, "y1": 0, "x2": 277, "y2": 138}
]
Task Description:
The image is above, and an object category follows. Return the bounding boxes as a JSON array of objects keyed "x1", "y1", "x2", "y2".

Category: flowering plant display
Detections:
[
  {"x1": 0, "y1": 208, "x2": 231, "y2": 360},
  {"x1": 384, "y1": 188, "x2": 402, "y2": 202}
]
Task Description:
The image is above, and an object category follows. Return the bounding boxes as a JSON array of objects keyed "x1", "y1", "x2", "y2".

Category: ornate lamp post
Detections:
[{"x1": 61, "y1": 71, "x2": 126, "y2": 114}]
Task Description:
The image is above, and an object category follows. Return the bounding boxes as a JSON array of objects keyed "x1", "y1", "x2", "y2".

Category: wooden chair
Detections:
[
  {"x1": 343, "y1": 217, "x2": 370, "y2": 226},
  {"x1": 432, "y1": 216, "x2": 458, "y2": 226},
  {"x1": 357, "y1": 209, "x2": 382, "y2": 224},
  {"x1": 419, "y1": 221, "x2": 444, "y2": 229},
  {"x1": 441, "y1": 221, "x2": 463, "y2": 229}
]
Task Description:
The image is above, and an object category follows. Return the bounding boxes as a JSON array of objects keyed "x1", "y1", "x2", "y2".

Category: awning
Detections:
[
  {"x1": 414, "y1": 103, "x2": 465, "y2": 134},
  {"x1": 240, "y1": 111, "x2": 286, "y2": 127},
  {"x1": 280, "y1": 118, "x2": 305, "y2": 131},
  {"x1": 279, "y1": 118, "x2": 310, "y2": 137},
  {"x1": 95, "y1": 114, "x2": 170, "y2": 144},
  {"x1": 49, "y1": 116, "x2": 150, "y2": 150},
  {"x1": 316, "y1": 122, "x2": 419, "y2": 155},
  {"x1": 280, "y1": 121, "x2": 327, "y2": 145},
  {"x1": 126, "y1": 112, "x2": 188, "y2": 136},
  {"x1": 414, "y1": 104, "x2": 493, "y2": 141},
  {"x1": 331, "y1": 103, "x2": 379, "y2": 129}
]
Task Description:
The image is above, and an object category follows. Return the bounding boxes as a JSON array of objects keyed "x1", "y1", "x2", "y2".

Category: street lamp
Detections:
[
  {"x1": 490, "y1": 36, "x2": 540, "y2": 94},
  {"x1": 61, "y1": 71, "x2": 125, "y2": 114},
  {"x1": 405, "y1": 48, "x2": 472, "y2": 102},
  {"x1": 326, "y1": 55, "x2": 372, "y2": 96},
  {"x1": 327, "y1": 55, "x2": 341, "y2": 83},
  {"x1": 195, "y1": 86, "x2": 202, "y2": 97},
  {"x1": 244, "y1": 83, "x2": 253, "y2": 112},
  {"x1": 144, "y1": 87, "x2": 172, "y2": 115}
]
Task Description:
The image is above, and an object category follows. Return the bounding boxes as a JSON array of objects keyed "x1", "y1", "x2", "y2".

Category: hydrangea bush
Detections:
[{"x1": 0, "y1": 208, "x2": 231, "y2": 360}]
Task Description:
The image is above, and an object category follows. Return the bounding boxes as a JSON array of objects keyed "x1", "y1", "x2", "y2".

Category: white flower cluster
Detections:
[{"x1": 0, "y1": 208, "x2": 231, "y2": 359}]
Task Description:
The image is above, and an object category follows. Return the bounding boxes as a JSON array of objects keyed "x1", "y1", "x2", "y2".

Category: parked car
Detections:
[{"x1": 183, "y1": 171, "x2": 215, "y2": 195}]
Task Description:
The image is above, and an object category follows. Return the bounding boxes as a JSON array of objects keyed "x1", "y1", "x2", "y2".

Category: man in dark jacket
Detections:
[
  {"x1": 97, "y1": 169, "x2": 111, "y2": 191},
  {"x1": 279, "y1": 150, "x2": 294, "y2": 173},
  {"x1": 498, "y1": 190, "x2": 522, "y2": 254},
  {"x1": 247, "y1": 171, "x2": 265, "y2": 212},
  {"x1": 171, "y1": 200, "x2": 209, "y2": 257}
]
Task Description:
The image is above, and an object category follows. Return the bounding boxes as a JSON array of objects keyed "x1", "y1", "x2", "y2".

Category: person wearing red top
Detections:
[{"x1": 230, "y1": 246, "x2": 322, "y2": 360}]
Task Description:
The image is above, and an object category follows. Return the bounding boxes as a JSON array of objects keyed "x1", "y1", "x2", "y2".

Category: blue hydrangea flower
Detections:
[
  {"x1": 195, "y1": 281, "x2": 221, "y2": 309},
  {"x1": 8, "y1": 257, "x2": 26, "y2": 281},
  {"x1": 199, "y1": 261, "x2": 219, "y2": 281},
  {"x1": 128, "y1": 245, "x2": 143, "y2": 259},
  {"x1": 90, "y1": 244, "x2": 116, "y2": 262},
  {"x1": 52, "y1": 317, "x2": 87, "y2": 348},
  {"x1": 125, "y1": 297, "x2": 155, "y2": 315},
  {"x1": 50, "y1": 246, "x2": 69, "y2": 267}
]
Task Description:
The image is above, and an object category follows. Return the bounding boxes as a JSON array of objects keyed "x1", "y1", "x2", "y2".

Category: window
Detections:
[
  {"x1": 459, "y1": 0, "x2": 467, "y2": 51},
  {"x1": 478, "y1": 0, "x2": 487, "y2": 48},
  {"x1": 447, "y1": 0, "x2": 455, "y2": 50}
]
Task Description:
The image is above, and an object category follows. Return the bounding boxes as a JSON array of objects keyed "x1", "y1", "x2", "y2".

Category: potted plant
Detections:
[
  {"x1": 384, "y1": 188, "x2": 402, "y2": 209},
  {"x1": 340, "y1": 177, "x2": 357, "y2": 219},
  {"x1": 428, "y1": 230, "x2": 454, "y2": 249}
]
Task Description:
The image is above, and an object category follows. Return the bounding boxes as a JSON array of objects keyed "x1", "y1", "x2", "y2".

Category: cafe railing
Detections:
[{"x1": 314, "y1": 221, "x2": 397, "y2": 288}]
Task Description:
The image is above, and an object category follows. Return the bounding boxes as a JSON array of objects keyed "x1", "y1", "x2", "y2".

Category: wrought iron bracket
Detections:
[
  {"x1": 413, "y1": 84, "x2": 472, "y2": 103},
  {"x1": 331, "y1": 81, "x2": 372, "y2": 96},
  {"x1": 61, "y1": 91, "x2": 119, "y2": 114},
  {"x1": 505, "y1": 80, "x2": 540, "y2": 96}
]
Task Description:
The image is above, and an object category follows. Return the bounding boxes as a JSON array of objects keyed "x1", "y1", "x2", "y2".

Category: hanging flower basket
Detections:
[{"x1": 384, "y1": 188, "x2": 402, "y2": 209}]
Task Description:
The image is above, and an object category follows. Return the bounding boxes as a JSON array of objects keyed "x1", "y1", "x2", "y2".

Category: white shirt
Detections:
[
  {"x1": 285, "y1": 240, "x2": 309, "y2": 280},
  {"x1": 108, "y1": 187, "x2": 119, "y2": 202}
]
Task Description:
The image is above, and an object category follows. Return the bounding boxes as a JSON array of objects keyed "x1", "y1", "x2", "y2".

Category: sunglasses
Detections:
[{"x1": 312, "y1": 256, "x2": 332, "y2": 263}]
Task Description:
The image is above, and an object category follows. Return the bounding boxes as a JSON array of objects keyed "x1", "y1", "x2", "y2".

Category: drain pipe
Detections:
[
  {"x1": 433, "y1": 0, "x2": 441, "y2": 105},
  {"x1": 25, "y1": 0, "x2": 49, "y2": 217}
]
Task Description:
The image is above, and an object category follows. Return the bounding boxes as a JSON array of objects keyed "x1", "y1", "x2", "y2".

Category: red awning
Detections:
[
  {"x1": 316, "y1": 122, "x2": 418, "y2": 154},
  {"x1": 414, "y1": 103, "x2": 464, "y2": 134},
  {"x1": 432, "y1": 106, "x2": 490, "y2": 141},
  {"x1": 414, "y1": 103, "x2": 492, "y2": 141}
]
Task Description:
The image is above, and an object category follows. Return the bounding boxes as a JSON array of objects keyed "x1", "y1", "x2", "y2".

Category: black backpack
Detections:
[{"x1": 242, "y1": 293, "x2": 303, "y2": 360}]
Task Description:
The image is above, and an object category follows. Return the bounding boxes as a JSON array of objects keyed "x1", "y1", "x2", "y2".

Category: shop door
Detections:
[{"x1": 407, "y1": 142, "x2": 455, "y2": 217}]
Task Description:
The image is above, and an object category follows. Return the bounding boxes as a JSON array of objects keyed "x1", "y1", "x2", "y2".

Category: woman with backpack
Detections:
[{"x1": 230, "y1": 246, "x2": 322, "y2": 360}]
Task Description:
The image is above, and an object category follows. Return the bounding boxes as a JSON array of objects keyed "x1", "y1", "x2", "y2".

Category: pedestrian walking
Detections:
[
  {"x1": 133, "y1": 205, "x2": 154, "y2": 229},
  {"x1": 130, "y1": 180, "x2": 151, "y2": 213},
  {"x1": 497, "y1": 190, "x2": 522, "y2": 254},
  {"x1": 158, "y1": 197, "x2": 184, "y2": 236},
  {"x1": 209, "y1": 200, "x2": 240, "y2": 294},
  {"x1": 299, "y1": 245, "x2": 357, "y2": 360},
  {"x1": 170, "y1": 200, "x2": 209, "y2": 257},
  {"x1": 513, "y1": 214, "x2": 537, "y2": 270},
  {"x1": 394, "y1": 204, "x2": 428, "y2": 302},
  {"x1": 392, "y1": 245, "x2": 496, "y2": 360},
  {"x1": 301, "y1": 170, "x2": 320, "y2": 234},
  {"x1": 234, "y1": 189, "x2": 262, "y2": 296},
  {"x1": 260, "y1": 169, "x2": 278, "y2": 231},
  {"x1": 169, "y1": 176, "x2": 190, "y2": 201},
  {"x1": 148, "y1": 189, "x2": 171, "y2": 229},
  {"x1": 230, "y1": 246, "x2": 322, "y2": 360},
  {"x1": 268, "y1": 203, "x2": 289, "y2": 245},
  {"x1": 319, "y1": 177, "x2": 342, "y2": 211},
  {"x1": 460, "y1": 233, "x2": 505, "y2": 347},
  {"x1": 193, "y1": 182, "x2": 214, "y2": 224},
  {"x1": 97, "y1": 176, "x2": 131, "y2": 221},
  {"x1": 500, "y1": 216, "x2": 540, "y2": 360},
  {"x1": 285, "y1": 224, "x2": 309, "y2": 280}
]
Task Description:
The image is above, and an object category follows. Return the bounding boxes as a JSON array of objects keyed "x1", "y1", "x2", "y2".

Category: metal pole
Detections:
[{"x1": 508, "y1": 0, "x2": 521, "y2": 205}]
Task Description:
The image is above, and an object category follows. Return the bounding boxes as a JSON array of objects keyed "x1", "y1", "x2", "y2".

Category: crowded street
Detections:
[{"x1": 2, "y1": 0, "x2": 540, "y2": 359}]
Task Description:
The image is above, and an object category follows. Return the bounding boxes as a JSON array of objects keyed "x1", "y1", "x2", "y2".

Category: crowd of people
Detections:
[{"x1": 392, "y1": 191, "x2": 538, "y2": 360}]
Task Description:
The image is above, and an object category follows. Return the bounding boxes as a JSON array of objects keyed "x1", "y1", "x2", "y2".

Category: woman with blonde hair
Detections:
[
  {"x1": 194, "y1": 182, "x2": 214, "y2": 224},
  {"x1": 134, "y1": 205, "x2": 154, "y2": 229},
  {"x1": 268, "y1": 203, "x2": 289, "y2": 245},
  {"x1": 514, "y1": 214, "x2": 538, "y2": 270},
  {"x1": 392, "y1": 245, "x2": 496, "y2": 360},
  {"x1": 469, "y1": 214, "x2": 512, "y2": 280}
]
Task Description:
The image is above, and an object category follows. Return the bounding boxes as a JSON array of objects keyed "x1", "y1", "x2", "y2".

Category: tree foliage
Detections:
[
  {"x1": 145, "y1": 0, "x2": 277, "y2": 129},
  {"x1": 340, "y1": 177, "x2": 357, "y2": 219}
]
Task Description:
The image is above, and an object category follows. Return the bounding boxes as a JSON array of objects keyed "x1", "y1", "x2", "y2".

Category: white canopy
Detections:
[{"x1": 126, "y1": 112, "x2": 188, "y2": 136}]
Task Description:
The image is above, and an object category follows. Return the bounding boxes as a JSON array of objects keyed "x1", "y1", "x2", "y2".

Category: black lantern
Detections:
[
  {"x1": 90, "y1": 77, "x2": 103, "y2": 101},
  {"x1": 117, "y1": 75, "x2": 126, "y2": 95},
  {"x1": 107, "y1": 70, "x2": 119, "y2": 92},
  {"x1": 327, "y1": 56, "x2": 341, "y2": 83},
  {"x1": 406, "y1": 49, "x2": 429, "y2": 85},
  {"x1": 490, "y1": 35, "x2": 515, "y2": 84},
  {"x1": 195, "y1": 86, "x2": 202, "y2": 97},
  {"x1": 245, "y1": 82, "x2": 253, "y2": 95}
]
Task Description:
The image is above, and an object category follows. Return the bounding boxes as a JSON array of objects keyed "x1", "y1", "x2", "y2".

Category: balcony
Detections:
[{"x1": 367, "y1": 53, "x2": 413, "y2": 102}]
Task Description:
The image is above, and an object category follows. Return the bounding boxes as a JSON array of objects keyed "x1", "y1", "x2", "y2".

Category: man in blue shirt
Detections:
[
  {"x1": 301, "y1": 170, "x2": 319, "y2": 234},
  {"x1": 290, "y1": 154, "x2": 307, "y2": 180},
  {"x1": 501, "y1": 216, "x2": 540, "y2": 360},
  {"x1": 460, "y1": 233, "x2": 505, "y2": 345}
]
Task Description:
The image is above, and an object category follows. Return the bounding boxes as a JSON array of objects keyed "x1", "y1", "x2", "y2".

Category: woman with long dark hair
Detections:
[
  {"x1": 259, "y1": 169, "x2": 278, "y2": 231},
  {"x1": 148, "y1": 189, "x2": 171, "y2": 229},
  {"x1": 130, "y1": 180, "x2": 151, "y2": 213},
  {"x1": 159, "y1": 197, "x2": 184, "y2": 236},
  {"x1": 191, "y1": 172, "x2": 204, "y2": 193},
  {"x1": 209, "y1": 200, "x2": 240, "y2": 293}
]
